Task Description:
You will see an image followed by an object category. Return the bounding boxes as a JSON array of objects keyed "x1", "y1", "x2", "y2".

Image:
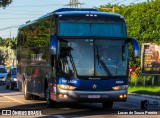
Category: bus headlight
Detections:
[
  {"x1": 112, "y1": 85, "x2": 128, "y2": 91},
  {"x1": 57, "y1": 84, "x2": 76, "y2": 90}
]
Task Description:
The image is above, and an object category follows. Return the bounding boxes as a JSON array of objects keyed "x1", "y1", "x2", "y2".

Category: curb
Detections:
[{"x1": 128, "y1": 93, "x2": 160, "y2": 100}]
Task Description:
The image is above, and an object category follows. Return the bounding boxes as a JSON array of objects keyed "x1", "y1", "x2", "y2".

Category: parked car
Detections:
[
  {"x1": 5, "y1": 67, "x2": 17, "y2": 90},
  {"x1": 0, "y1": 65, "x2": 8, "y2": 85}
]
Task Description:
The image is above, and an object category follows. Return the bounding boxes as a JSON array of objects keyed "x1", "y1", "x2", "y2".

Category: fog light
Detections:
[
  {"x1": 124, "y1": 94, "x2": 127, "y2": 98},
  {"x1": 63, "y1": 95, "x2": 67, "y2": 98},
  {"x1": 59, "y1": 93, "x2": 63, "y2": 97},
  {"x1": 119, "y1": 95, "x2": 123, "y2": 99}
]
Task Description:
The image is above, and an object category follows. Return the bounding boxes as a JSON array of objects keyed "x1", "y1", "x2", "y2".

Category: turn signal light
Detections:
[{"x1": 112, "y1": 85, "x2": 128, "y2": 91}]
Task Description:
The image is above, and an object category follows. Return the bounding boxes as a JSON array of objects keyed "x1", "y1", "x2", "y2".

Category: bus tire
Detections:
[
  {"x1": 33, "y1": 95, "x2": 39, "y2": 100},
  {"x1": 24, "y1": 81, "x2": 32, "y2": 100},
  {"x1": 46, "y1": 87, "x2": 57, "y2": 108},
  {"x1": 102, "y1": 101, "x2": 113, "y2": 109}
]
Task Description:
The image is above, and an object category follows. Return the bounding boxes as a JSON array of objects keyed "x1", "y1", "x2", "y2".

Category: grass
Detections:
[{"x1": 128, "y1": 85, "x2": 160, "y2": 96}]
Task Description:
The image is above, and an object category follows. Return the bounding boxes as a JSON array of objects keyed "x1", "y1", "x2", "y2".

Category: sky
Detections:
[{"x1": 0, "y1": 0, "x2": 147, "y2": 38}]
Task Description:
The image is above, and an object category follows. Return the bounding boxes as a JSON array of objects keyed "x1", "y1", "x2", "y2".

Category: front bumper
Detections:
[{"x1": 56, "y1": 89, "x2": 127, "y2": 103}]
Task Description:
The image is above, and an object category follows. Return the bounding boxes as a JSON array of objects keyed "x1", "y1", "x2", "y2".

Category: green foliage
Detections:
[
  {"x1": 98, "y1": 0, "x2": 160, "y2": 68},
  {"x1": 0, "y1": 37, "x2": 16, "y2": 66},
  {"x1": 137, "y1": 76, "x2": 152, "y2": 85},
  {"x1": 0, "y1": 0, "x2": 12, "y2": 8},
  {"x1": 3, "y1": 38, "x2": 16, "y2": 50},
  {"x1": 128, "y1": 85, "x2": 160, "y2": 96},
  {"x1": 0, "y1": 37, "x2": 17, "y2": 49},
  {"x1": 0, "y1": 50, "x2": 5, "y2": 65}
]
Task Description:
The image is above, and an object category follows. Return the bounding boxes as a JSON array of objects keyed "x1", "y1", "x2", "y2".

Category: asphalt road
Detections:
[{"x1": 0, "y1": 85, "x2": 160, "y2": 118}]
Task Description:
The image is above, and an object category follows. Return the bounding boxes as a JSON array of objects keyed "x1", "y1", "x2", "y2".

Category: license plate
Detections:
[{"x1": 88, "y1": 95, "x2": 100, "y2": 98}]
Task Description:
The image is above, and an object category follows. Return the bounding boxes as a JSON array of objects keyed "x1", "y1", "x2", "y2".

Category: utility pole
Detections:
[
  {"x1": 10, "y1": 29, "x2": 11, "y2": 38},
  {"x1": 64, "y1": 0, "x2": 84, "y2": 8}
]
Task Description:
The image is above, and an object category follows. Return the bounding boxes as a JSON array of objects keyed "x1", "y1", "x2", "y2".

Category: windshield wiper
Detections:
[
  {"x1": 96, "y1": 47, "x2": 112, "y2": 77},
  {"x1": 67, "y1": 47, "x2": 77, "y2": 73}
]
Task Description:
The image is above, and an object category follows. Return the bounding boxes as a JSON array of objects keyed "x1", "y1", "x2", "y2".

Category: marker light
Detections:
[
  {"x1": 58, "y1": 94, "x2": 68, "y2": 98},
  {"x1": 57, "y1": 84, "x2": 76, "y2": 90},
  {"x1": 119, "y1": 95, "x2": 123, "y2": 99},
  {"x1": 63, "y1": 95, "x2": 67, "y2": 98},
  {"x1": 124, "y1": 94, "x2": 127, "y2": 98},
  {"x1": 112, "y1": 85, "x2": 128, "y2": 91},
  {"x1": 59, "y1": 94, "x2": 63, "y2": 97},
  {"x1": 119, "y1": 94, "x2": 127, "y2": 99}
]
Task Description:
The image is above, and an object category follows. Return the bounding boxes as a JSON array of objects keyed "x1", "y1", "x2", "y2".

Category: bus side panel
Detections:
[
  {"x1": 17, "y1": 47, "x2": 30, "y2": 91},
  {"x1": 30, "y1": 47, "x2": 51, "y2": 97},
  {"x1": 17, "y1": 15, "x2": 53, "y2": 97}
]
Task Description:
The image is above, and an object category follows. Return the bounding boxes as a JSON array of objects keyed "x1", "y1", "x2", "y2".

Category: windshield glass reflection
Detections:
[{"x1": 59, "y1": 39, "x2": 127, "y2": 77}]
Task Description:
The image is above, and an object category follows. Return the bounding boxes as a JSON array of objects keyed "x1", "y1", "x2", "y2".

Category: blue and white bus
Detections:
[{"x1": 17, "y1": 8, "x2": 139, "y2": 109}]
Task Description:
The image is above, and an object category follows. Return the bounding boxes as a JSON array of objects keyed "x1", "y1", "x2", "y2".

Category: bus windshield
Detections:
[
  {"x1": 59, "y1": 39, "x2": 127, "y2": 77},
  {"x1": 59, "y1": 21, "x2": 126, "y2": 37}
]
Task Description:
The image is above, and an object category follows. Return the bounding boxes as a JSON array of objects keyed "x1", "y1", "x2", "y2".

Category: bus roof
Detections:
[
  {"x1": 19, "y1": 8, "x2": 123, "y2": 28},
  {"x1": 54, "y1": 8, "x2": 120, "y2": 17},
  {"x1": 54, "y1": 8, "x2": 98, "y2": 12}
]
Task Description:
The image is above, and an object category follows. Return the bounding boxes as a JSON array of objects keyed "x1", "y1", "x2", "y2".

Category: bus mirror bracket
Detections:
[{"x1": 127, "y1": 37, "x2": 140, "y2": 58}]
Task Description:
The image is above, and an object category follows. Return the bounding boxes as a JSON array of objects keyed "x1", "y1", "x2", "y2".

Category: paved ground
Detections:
[{"x1": 0, "y1": 85, "x2": 160, "y2": 118}]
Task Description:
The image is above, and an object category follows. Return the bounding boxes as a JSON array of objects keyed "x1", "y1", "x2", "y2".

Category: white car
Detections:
[{"x1": 0, "y1": 65, "x2": 8, "y2": 84}]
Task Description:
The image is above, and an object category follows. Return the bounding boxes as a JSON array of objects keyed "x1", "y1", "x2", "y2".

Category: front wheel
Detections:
[
  {"x1": 32, "y1": 95, "x2": 39, "y2": 100},
  {"x1": 102, "y1": 101, "x2": 113, "y2": 109},
  {"x1": 46, "y1": 87, "x2": 57, "y2": 108}
]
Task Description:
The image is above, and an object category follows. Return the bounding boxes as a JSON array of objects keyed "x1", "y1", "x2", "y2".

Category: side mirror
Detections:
[
  {"x1": 128, "y1": 38, "x2": 140, "y2": 58},
  {"x1": 50, "y1": 34, "x2": 57, "y2": 55}
]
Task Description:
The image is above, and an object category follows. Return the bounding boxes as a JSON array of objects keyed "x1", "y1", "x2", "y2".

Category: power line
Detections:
[
  {"x1": 0, "y1": 13, "x2": 43, "y2": 16},
  {"x1": 0, "y1": 25, "x2": 19, "y2": 31},
  {"x1": 130, "y1": 0, "x2": 141, "y2": 4},
  {"x1": 7, "y1": 4, "x2": 63, "y2": 8},
  {"x1": 116, "y1": 0, "x2": 128, "y2": 4},
  {"x1": 109, "y1": 0, "x2": 120, "y2": 4},
  {"x1": 0, "y1": 8, "x2": 46, "y2": 13},
  {"x1": 114, "y1": 0, "x2": 148, "y2": 6},
  {"x1": 104, "y1": 0, "x2": 146, "y2": 5},
  {"x1": 0, "y1": 17, "x2": 37, "y2": 20}
]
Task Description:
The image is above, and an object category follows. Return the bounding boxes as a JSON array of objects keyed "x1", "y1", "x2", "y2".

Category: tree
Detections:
[
  {"x1": 98, "y1": 0, "x2": 160, "y2": 68},
  {"x1": 0, "y1": 37, "x2": 3, "y2": 46},
  {"x1": 0, "y1": 0, "x2": 12, "y2": 8}
]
